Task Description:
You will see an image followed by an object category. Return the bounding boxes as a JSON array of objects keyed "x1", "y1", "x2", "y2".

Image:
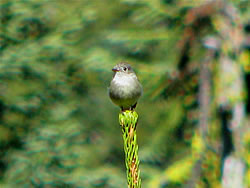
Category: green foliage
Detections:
[
  {"x1": 0, "y1": 0, "x2": 249, "y2": 187},
  {"x1": 119, "y1": 110, "x2": 141, "y2": 188}
]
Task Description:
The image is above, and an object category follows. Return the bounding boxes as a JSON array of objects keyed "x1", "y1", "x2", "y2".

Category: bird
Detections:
[{"x1": 109, "y1": 62, "x2": 143, "y2": 111}]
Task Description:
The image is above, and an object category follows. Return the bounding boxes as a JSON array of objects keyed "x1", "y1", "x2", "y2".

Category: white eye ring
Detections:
[{"x1": 123, "y1": 67, "x2": 127, "y2": 71}]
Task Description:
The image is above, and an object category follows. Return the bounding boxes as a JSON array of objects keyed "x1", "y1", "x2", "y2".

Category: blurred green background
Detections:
[{"x1": 0, "y1": 0, "x2": 249, "y2": 187}]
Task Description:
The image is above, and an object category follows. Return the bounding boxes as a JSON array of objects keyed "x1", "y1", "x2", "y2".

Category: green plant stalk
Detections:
[{"x1": 119, "y1": 110, "x2": 141, "y2": 188}]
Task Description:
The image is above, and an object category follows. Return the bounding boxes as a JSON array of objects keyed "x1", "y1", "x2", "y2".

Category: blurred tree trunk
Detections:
[
  {"x1": 214, "y1": 2, "x2": 246, "y2": 188},
  {"x1": 180, "y1": 1, "x2": 247, "y2": 187}
]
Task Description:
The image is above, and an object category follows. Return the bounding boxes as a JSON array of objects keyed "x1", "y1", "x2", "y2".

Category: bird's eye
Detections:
[{"x1": 123, "y1": 67, "x2": 127, "y2": 71}]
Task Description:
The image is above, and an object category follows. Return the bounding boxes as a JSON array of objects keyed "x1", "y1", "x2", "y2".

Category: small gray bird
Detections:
[{"x1": 109, "y1": 62, "x2": 143, "y2": 111}]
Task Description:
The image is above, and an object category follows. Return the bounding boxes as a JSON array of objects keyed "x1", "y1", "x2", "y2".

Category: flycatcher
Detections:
[{"x1": 109, "y1": 62, "x2": 143, "y2": 110}]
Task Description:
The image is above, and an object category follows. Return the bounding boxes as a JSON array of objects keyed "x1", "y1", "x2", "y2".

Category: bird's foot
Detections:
[
  {"x1": 120, "y1": 103, "x2": 137, "y2": 113},
  {"x1": 130, "y1": 102, "x2": 137, "y2": 111}
]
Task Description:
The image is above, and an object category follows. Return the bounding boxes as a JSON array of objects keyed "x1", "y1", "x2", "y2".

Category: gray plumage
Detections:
[{"x1": 109, "y1": 62, "x2": 143, "y2": 110}]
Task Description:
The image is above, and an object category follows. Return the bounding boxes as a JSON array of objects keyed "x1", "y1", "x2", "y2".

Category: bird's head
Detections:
[{"x1": 112, "y1": 62, "x2": 135, "y2": 76}]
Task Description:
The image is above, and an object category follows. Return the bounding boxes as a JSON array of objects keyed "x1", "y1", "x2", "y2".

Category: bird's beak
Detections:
[{"x1": 112, "y1": 68, "x2": 119, "y2": 72}]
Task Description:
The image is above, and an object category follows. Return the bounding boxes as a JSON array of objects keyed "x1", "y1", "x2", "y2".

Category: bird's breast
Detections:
[
  {"x1": 110, "y1": 74, "x2": 141, "y2": 100},
  {"x1": 112, "y1": 74, "x2": 135, "y2": 86}
]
